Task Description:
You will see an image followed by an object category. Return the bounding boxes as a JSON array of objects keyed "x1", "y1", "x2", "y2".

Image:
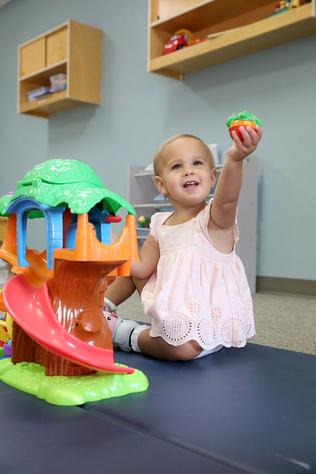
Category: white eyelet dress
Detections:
[{"x1": 141, "y1": 201, "x2": 255, "y2": 350}]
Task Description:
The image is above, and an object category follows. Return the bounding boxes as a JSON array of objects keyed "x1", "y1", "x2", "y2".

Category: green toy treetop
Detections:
[
  {"x1": 0, "y1": 159, "x2": 135, "y2": 216},
  {"x1": 0, "y1": 194, "x2": 13, "y2": 217}
]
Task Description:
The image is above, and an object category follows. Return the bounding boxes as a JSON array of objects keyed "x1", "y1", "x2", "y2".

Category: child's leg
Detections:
[
  {"x1": 105, "y1": 276, "x2": 136, "y2": 307},
  {"x1": 104, "y1": 277, "x2": 203, "y2": 360},
  {"x1": 105, "y1": 275, "x2": 150, "y2": 307},
  {"x1": 137, "y1": 329, "x2": 202, "y2": 361},
  {"x1": 104, "y1": 275, "x2": 152, "y2": 351},
  {"x1": 104, "y1": 277, "x2": 204, "y2": 360}
]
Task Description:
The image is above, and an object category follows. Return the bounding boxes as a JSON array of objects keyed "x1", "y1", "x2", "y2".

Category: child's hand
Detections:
[{"x1": 226, "y1": 126, "x2": 262, "y2": 162}]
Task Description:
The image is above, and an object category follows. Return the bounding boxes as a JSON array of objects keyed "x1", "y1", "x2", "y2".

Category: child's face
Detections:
[{"x1": 154, "y1": 137, "x2": 216, "y2": 208}]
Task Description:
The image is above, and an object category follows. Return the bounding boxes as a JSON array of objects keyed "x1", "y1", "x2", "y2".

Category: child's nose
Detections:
[
  {"x1": 184, "y1": 168, "x2": 194, "y2": 176},
  {"x1": 183, "y1": 163, "x2": 193, "y2": 176}
]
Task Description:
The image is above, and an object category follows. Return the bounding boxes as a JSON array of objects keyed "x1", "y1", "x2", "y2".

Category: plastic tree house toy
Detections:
[
  {"x1": 0, "y1": 159, "x2": 148, "y2": 405},
  {"x1": 226, "y1": 111, "x2": 262, "y2": 141}
]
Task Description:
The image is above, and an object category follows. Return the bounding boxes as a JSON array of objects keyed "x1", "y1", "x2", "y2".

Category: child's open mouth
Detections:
[{"x1": 183, "y1": 181, "x2": 199, "y2": 188}]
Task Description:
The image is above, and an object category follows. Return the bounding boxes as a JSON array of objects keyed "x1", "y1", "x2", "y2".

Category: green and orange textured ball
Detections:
[{"x1": 226, "y1": 111, "x2": 261, "y2": 141}]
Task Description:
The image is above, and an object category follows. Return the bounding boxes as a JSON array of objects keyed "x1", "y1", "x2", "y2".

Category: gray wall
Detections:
[{"x1": 0, "y1": 0, "x2": 315, "y2": 280}]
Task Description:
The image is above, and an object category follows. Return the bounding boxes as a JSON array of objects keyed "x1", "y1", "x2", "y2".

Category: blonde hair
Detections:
[{"x1": 153, "y1": 134, "x2": 215, "y2": 177}]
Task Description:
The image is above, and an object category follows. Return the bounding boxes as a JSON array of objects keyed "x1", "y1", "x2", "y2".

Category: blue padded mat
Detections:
[
  {"x1": 0, "y1": 382, "x2": 234, "y2": 474},
  {"x1": 0, "y1": 344, "x2": 315, "y2": 473},
  {"x1": 85, "y1": 344, "x2": 316, "y2": 474}
]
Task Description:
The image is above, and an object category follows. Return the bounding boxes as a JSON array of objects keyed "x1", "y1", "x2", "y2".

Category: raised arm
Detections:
[
  {"x1": 211, "y1": 126, "x2": 262, "y2": 230},
  {"x1": 131, "y1": 234, "x2": 160, "y2": 279}
]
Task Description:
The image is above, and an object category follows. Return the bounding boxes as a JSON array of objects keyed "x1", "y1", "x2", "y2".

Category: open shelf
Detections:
[
  {"x1": 134, "y1": 202, "x2": 172, "y2": 209},
  {"x1": 134, "y1": 170, "x2": 155, "y2": 177},
  {"x1": 148, "y1": 1, "x2": 316, "y2": 78},
  {"x1": 18, "y1": 91, "x2": 78, "y2": 118}
]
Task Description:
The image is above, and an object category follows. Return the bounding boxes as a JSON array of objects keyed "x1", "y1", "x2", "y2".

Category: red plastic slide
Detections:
[{"x1": 2, "y1": 275, "x2": 134, "y2": 374}]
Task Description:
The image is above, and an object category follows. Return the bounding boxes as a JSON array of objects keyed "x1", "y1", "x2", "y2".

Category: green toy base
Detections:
[{"x1": 0, "y1": 359, "x2": 148, "y2": 406}]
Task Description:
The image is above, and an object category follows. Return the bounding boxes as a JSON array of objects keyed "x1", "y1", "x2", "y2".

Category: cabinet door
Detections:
[
  {"x1": 46, "y1": 27, "x2": 67, "y2": 66},
  {"x1": 20, "y1": 38, "x2": 45, "y2": 77}
]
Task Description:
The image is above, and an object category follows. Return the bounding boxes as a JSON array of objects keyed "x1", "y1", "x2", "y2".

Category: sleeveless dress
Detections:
[{"x1": 141, "y1": 201, "x2": 255, "y2": 350}]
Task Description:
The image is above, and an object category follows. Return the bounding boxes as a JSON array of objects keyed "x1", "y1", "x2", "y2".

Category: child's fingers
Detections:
[
  {"x1": 238, "y1": 126, "x2": 253, "y2": 147},
  {"x1": 247, "y1": 126, "x2": 262, "y2": 145},
  {"x1": 255, "y1": 126, "x2": 263, "y2": 141},
  {"x1": 231, "y1": 130, "x2": 244, "y2": 147},
  {"x1": 244, "y1": 127, "x2": 257, "y2": 146},
  {"x1": 232, "y1": 129, "x2": 250, "y2": 155},
  {"x1": 242, "y1": 126, "x2": 262, "y2": 147}
]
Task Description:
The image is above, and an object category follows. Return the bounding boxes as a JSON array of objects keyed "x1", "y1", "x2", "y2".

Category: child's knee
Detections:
[{"x1": 166, "y1": 341, "x2": 201, "y2": 361}]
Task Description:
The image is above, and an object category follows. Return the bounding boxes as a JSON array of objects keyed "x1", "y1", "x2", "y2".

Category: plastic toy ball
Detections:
[{"x1": 226, "y1": 111, "x2": 261, "y2": 141}]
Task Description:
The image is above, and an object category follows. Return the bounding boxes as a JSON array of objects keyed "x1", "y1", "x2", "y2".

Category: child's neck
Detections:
[{"x1": 168, "y1": 201, "x2": 206, "y2": 225}]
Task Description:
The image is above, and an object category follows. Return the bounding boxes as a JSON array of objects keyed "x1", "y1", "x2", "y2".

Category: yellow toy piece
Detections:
[
  {"x1": 5, "y1": 313, "x2": 13, "y2": 338},
  {"x1": 174, "y1": 29, "x2": 195, "y2": 46},
  {"x1": 0, "y1": 325, "x2": 9, "y2": 343},
  {"x1": 0, "y1": 313, "x2": 13, "y2": 342}
]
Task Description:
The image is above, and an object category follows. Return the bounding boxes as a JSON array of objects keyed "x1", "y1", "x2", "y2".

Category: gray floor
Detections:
[{"x1": 119, "y1": 291, "x2": 316, "y2": 356}]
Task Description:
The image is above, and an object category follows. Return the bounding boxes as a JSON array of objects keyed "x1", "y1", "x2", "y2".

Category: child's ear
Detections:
[
  {"x1": 154, "y1": 176, "x2": 167, "y2": 195},
  {"x1": 210, "y1": 168, "x2": 217, "y2": 186}
]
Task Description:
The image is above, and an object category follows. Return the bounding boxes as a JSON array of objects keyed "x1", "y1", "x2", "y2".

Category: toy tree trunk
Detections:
[{"x1": 12, "y1": 260, "x2": 115, "y2": 376}]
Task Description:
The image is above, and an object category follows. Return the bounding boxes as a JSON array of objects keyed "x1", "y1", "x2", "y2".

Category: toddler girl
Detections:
[{"x1": 104, "y1": 125, "x2": 262, "y2": 360}]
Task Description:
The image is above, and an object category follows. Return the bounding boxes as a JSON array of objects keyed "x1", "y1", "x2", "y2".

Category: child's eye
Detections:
[
  {"x1": 193, "y1": 160, "x2": 203, "y2": 166},
  {"x1": 171, "y1": 163, "x2": 181, "y2": 170}
]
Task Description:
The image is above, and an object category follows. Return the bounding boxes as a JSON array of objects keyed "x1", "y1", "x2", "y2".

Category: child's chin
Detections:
[{"x1": 182, "y1": 193, "x2": 205, "y2": 204}]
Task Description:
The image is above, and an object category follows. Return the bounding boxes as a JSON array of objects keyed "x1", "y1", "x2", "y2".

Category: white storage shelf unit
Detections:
[{"x1": 128, "y1": 158, "x2": 258, "y2": 293}]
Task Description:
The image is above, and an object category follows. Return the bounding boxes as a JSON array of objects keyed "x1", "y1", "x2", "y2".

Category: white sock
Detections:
[
  {"x1": 195, "y1": 345, "x2": 223, "y2": 358},
  {"x1": 130, "y1": 325, "x2": 148, "y2": 353},
  {"x1": 104, "y1": 297, "x2": 117, "y2": 312},
  {"x1": 114, "y1": 319, "x2": 149, "y2": 352}
]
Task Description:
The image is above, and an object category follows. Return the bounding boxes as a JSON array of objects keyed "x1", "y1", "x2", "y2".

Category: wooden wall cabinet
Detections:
[
  {"x1": 148, "y1": 0, "x2": 316, "y2": 79},
  {"x1": 18, "y1": 20, "x2": 102, "y2": 118}
]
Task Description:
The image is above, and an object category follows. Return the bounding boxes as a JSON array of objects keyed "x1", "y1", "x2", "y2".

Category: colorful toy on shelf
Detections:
[
  {"x1": 273, "y1": 0, "x2": 309, "y2": 15},
  {"x1": 162, "y1": 29, "x2": 204, "y2": 55},
  {"x1": 26, "y1": 86, "x2": 50, "y2": 102},
  {"x1": 226, "y1": 111, "x2": 262, "y2": 141},
  {"x1": 0, "y1": 159, "x2": 148, "y2": 405},
  {"x1": 49, "y1": 73, "x2": 67, "y2": 92},
  {"x1": 138, "y1": 216, "x2": 151, "y2": 228}
]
